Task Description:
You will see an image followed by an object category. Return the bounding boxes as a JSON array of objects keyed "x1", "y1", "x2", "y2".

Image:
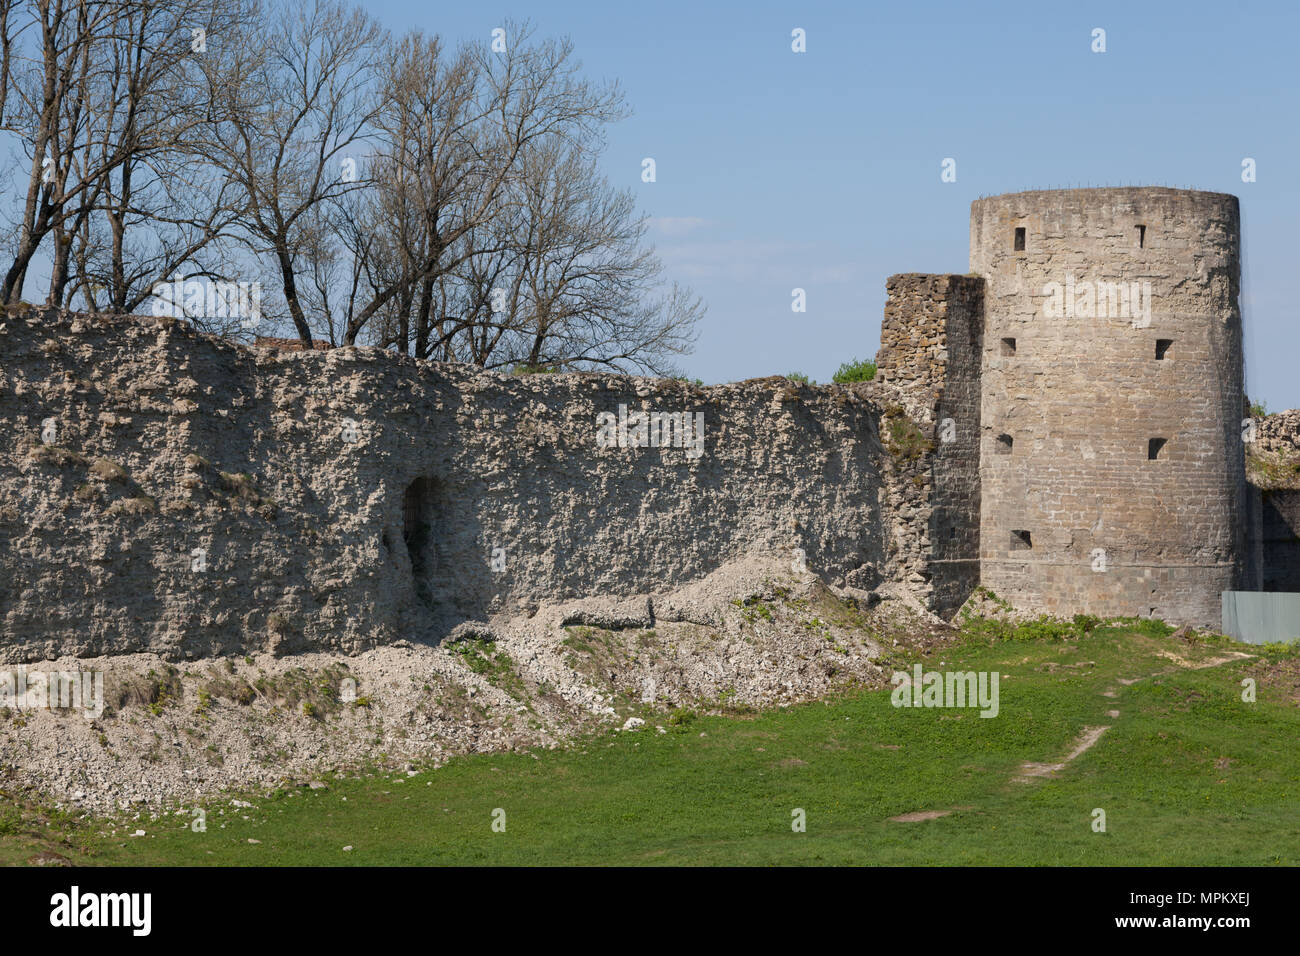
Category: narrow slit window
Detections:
[
  {"x1": 1001, "y1": 337, "x2": 1016, "y2": 356},
  {"x1": 1013, "y1": 227, "x2": 1026, "y2": 252},
  {"x1": 1136, "y1": 224, "x2": 1146, "y2": 248},
  {"x1": 1010, "y1": 529, "x2": 1032, "y2": 551},
  {"x1": 1148, "y1": 437, "x2": 1167, "y2": 460},
  {"x1": 1155, "y1": 338, "x2": 1172, "y2": 360},
  {"x1": 996, "y1": 433, "x2": 1013, "y2": 455}
]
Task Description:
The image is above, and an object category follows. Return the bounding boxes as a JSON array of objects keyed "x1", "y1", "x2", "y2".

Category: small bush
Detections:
[
  {"x1": 107, "y1": 496, "x2": 156, "y2": 516},
  {"x1": 90, "y1": 457, "x2": 130, "y2": 483},
  {"x1": 218, "y1": 471, "x2": 256, "y2": 496},
  {"x1": 833, "y1": 358, "x2": 877, "y2": 383},
  {"x1": 785, "y1": 372, "x2": 813, "y2": 385},
  {"x1": 30, "y1": 445, "x2": 87, "y2": 468},
  {"x1": 0, "y1": 805, "x2": 22, "y2": 836},
  {"x1": 960, "y1": 613, "x2": 1081, "y2": 646},
  {"x1": 733, "y1": 595, "x2": 773, "y2": 623},
  {"x1": 110, "y1": 667, "x2": 182, "y2": 715},
  {"x1": 882, "y1": 406, "x2": 933, "y2": 462},
  {"x1": 1101, "y1": 617, "x2": 1175, "y2": 639},
  {"x1": 667, "y1": 707, "x2": 696, "y2": 728},
  {"x1": 451, "y1": 639, "x2": 526, "y2": 699},
  {"x1": 1072, "y1": 613, "x2": 1102, "y2": 634}
]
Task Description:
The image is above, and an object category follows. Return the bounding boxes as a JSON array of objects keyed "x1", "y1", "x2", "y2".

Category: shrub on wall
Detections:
[{"x1": 833, "y1": 358, "x2": 876, "y2": 383}]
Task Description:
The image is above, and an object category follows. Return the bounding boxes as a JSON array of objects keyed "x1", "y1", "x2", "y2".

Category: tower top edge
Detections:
[{"x1": 971, "y1": 186, "x2": 1239, "y2": 206}]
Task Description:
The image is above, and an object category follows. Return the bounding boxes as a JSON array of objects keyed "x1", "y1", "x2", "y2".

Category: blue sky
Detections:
[
  {"x1": 358, "y1": 0, "x2": 1296, "y2": 403},
  {"x1": 16, "y1": 0, "x2": 1291, "y2": 405}
]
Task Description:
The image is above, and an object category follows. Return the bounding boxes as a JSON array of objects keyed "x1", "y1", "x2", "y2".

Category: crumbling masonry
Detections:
[
  {"x1": 879, "y1": 186, "x2": 1294, "y2": 629},
  {"x1": 0, "y1": 186, "x2": 1296, "y2": 661}
]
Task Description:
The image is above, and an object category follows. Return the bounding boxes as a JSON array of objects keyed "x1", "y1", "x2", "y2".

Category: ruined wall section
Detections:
[
  {"x1": 872, "y1": 273, "x2": 983, "y2": 617},
  {"x1": 1248, "y1": 408, "x2": 1300, "y2": 485},
  {"x1": 1260, "y1": 491, "x2": 1300, "y2": 591},
  {"x1": 971, "y1": 187, "x2": 1248, "y2": 628},
  {"x1": 0, "y1": 309, "x2": 896, "y2": 662},
  {"x1": 1248, "y1": 408, "x2": 1300, "y2": 591}
]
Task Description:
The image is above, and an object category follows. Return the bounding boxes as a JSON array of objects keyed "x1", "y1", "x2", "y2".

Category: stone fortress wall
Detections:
[
  {"x1": 1248, "y1": 409, "x2": 1300, "y2": 592},
  {"x1": 0, "y1": 187, "x2": 1293, "y2": 660},
  {"x1": 0, "y1": 309, "x2": 914, "y2": 662},
  {"x1": 873, "y1": 273, "x2": 984, "y2": 617}
]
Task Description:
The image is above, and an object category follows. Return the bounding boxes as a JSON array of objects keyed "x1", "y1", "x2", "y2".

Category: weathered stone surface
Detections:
[
  {"x1": 874, "y1": 274, "x2": 983, "y2": 617},
  {"x1": 1248, "y1": 408, "x2": 1300, "y2": 591},
  {"x1": 1, "y1": 187, "x2": 1290, "y2": 659},
  {"x1": 970, "y1": 187, "x2": 1250, "y2": 628},
  {"x1": 0, "y1": 308, "x2": 916, "y2": 661}
]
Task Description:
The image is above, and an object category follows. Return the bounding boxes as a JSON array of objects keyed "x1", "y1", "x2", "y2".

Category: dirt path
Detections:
[
  {"x1": 889, "y1": 645, "x2": 1256, "y2": 821},
  {"x1": 1013, "y1": 725, "x2": 1109, "y2": 781}
]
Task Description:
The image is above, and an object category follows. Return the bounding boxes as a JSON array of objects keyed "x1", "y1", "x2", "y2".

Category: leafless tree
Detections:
[
  {"x1": 62, "y1": 0, "x2": 256, "y2": 314},
  {"x1": 0, "y1": 0, "x2": 254, "y2": 310},
  {"x1": 203, "y1": 0, "x2": 384, "y2": 343},
  {"x1": 325, "y1": 22, "x2": 629, "y2": 352},
  {"x1": 1, "y1": 0, "x2": 126, "y2": 304},
  {"x1": 0, "y1": 4, "x2": 704, "y2": 371},
  {"x1": 493, "y1": 141, "x2": 702, "y2": 373}
]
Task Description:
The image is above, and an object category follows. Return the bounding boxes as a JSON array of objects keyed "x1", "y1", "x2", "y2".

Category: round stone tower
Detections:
[{"x1": 969, "y1": 187, "x2": 1250, "y2": 628}]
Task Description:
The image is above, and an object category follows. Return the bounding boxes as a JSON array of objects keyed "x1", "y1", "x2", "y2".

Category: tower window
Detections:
[
  {"x1": 1010, "y1": 529, "x2": 1032, "y2": 551},
  {"x1": 996, "y1": 433, "x2": 1013, "y2": 455},
  {"x1": 1013, "y1": 227, "x2": 1026, "y2": 251},
  {"x1": 1155, "y1": 338, "x2": 1172, "y2": 360},
  {"x1": 1136, "y1": 225, "x2": 1146, "y2": 248},
  {"x1": 1001, "y1": 337, "x2": 1016, "y2": 356},
  {"x1": 1148, "y1": 437, "x2": 1167, "y2": 460}
]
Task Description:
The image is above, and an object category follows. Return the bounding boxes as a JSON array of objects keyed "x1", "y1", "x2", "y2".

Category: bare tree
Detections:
[
  {"x1": 0, "y1": 0, "x2": 254, "y2": 310},
  {"x1": 205, "y1": 0, "x2": 383, "y2": 344},
  {"x1": 0, "y1": 4, "x2": 704, "y2": 372},
  {"x1": 510, "y1": 143, "x2": 700, "y2": 373},
  {"x1": 1, "y1": 0, "x2": 125, "y2": 304},
  {"x1": 326, "y1": 22, "x2": 627, "y2": 352},
  {"x1": 0, "y1": 0, "x2": 25, "y2": 127},
  {"x1": 60, "y1": 0, "x2": 256, "y2": 314}
]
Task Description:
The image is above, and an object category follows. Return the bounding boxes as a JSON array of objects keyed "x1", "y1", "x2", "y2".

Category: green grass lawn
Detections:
[{"x1": 4, "y1": 618, "x2": 1299, "y2": 865}]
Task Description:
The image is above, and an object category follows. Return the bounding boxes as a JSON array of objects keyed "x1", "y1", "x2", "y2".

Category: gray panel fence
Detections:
[{"x1": 1221, "y1": 591, "x2": 1300, "y2": 644}]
